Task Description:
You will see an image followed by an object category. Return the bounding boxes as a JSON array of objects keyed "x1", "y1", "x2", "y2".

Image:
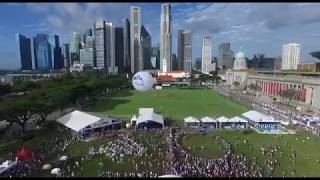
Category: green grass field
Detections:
[
  {"x1": 182, "y1": 129, "x2": 320, "y2": 177},
  {"x1": 181, "y1": 134, "x2": 225, "y2": 159},
  {"x1": 91, "y1": 88, "x2": 248, "y2": 124}
]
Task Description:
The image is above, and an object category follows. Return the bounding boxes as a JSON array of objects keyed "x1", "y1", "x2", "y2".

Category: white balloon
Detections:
[{"x1": 132, "y1": 71, "x2": 154, "y2": 92}]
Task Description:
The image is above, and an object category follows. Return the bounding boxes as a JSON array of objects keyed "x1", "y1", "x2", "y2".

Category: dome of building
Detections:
[
  {"x1": 233, "y1": 50, "x2": 247, "y2": 70},
  {"x1": 235, "y1": 51, "x2": 245, "y2": 59}
]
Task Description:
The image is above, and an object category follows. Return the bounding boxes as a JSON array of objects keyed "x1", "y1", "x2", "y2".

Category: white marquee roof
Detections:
[
  {"x1": 201, "y1": 116, "x2": 217, "y2": 123},
  {"x1": 242, "y1": 110, "x2": 275, "y2": 123},
  {"x1": 159, "y1": 174, "x2": 181, "y2": 178},
  {"x1": 184, "y1": 116, "x2": 200, "y2": 123},
  {"x1": 56, "y1": 110, "x2": 101, "y2": 132},
  {"x1": 216, "y1": 116, "x2": 229, "y2": 123},
  {"x1": 229, "y1": 116, "x2": 248, "y2": 123},
  {"x1": 136, "y1": 108, "x2": 164, "y2": 125}
]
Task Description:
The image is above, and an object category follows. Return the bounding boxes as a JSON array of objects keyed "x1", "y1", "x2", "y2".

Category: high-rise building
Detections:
[
  {"x1": 123, "y1": 18, "x2": 131, "y2": 73},
  {"x1": 62, "y1": 44, "x2": 70, "y2": 68},
  {"x1": 177, "y1": 30, "x2": 192, "y2": 73},
  {"x1": 53, "y1": 35, "x2": 63, "y2": 70},
  {"x1": 33, "y1": 34, "x2": 52, "y2": 71},
  {"x1": 70, "y1": 32, "x2": 81, "y2": 66},
  {"x1": 80, "y1": 48, "x2": 94, "y2": 67},
  {"x1": 281, "y1": 43, "x2": 301, "y2": 70},
  {"x1": 86, "y1": 36, "x2": 94, "y2": 49},
  {"x1": 141, "y1": 25, "x2": 152, "y2": 70},
  {"x1": 172, "y1": 53, "x2": 178, "y2": 70},
  {"x1": 218, "y1": 42, "x2": 234, "y2": 70},
  {"x1": 130, "y1": 6, "x2": 142, "y2": 74},
  {"x1": 115, "y1": 27, "x2": 124, "y2": 74},
  {"x1": 151, "y1": 46, "x2": 160, "y2": 69},
  {"x1": 17, "y1": 34, "x2": 32, "y2": 71},
  {"x1": 160, "y1": 3, "x2": 172, "y2": 73},
  {"x1": 195, "y1": 58, "x2": 201, "y2": 70},
  {"x1": 201, "y1": 36, "x2": 212, "y2": 74},
  {"x1": 105, "y1": 22, "x2": 117, "y2": 75},
  {"x1": 95, "y1": 20, "x2": 106, "y2": 69}
]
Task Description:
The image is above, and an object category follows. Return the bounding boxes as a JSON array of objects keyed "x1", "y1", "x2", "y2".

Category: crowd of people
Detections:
[
  {"x1": 1, "y1": 155, "x2": 45, "y2": 177},
  {"x1": 91, "y1": 134, "x2": 146, "y2": 162},
  {"x1": 167, "y1": 130, "x2": 263, "y2": 177},
  {"x1": 0, "y1": 126, "x2": 281, "y2": 178}
]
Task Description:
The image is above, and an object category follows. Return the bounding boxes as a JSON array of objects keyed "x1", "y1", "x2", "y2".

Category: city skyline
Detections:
[{"x1": 1, "y1": 3, "x2": 320, "y2": 69}]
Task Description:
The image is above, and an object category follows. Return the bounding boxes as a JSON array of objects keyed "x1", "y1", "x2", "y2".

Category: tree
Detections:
[
  {"x1": 248, "y1": 83, "x2": 261, "y2": 91},
  {"x1": 0, "y1": 98, "x2": 37, "y2": 134},
  {"x1": 209, "y1": 70, "x2": 218, "y2": 83},
  {"x1": 69, "y1": 84, "x2": 91, "y2": 108},
  {"x1": 279, "y1": 88, "x2": 302, "y2": 122},
  {"x1": 0, "y1": 83, "x2": 11, "y2": 96},
  {"x1": 29, "y1": 90, "x2": 56, "y2": 126},
  {"x1": 199, "y1": 74, "x2": 211, "y2": 83},
  {"x1": 12, "y1": 81, "x2": 39, "y2": 95}
]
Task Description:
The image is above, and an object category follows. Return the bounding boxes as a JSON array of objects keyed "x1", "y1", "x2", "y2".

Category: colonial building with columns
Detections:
[{"x1": 247, "y1": 72, "x2": 320, "y2": 111}]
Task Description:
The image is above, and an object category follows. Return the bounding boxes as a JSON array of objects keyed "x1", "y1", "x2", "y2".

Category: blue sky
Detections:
[{"x1": 1, "y1": 3, "x2": 320, "y2": 69}]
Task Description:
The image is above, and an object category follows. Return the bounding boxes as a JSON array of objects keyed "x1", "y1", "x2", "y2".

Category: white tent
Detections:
[
  {"x1": 136, "y1": 108, "x2": 164, "y2": 126},
  {"x1": 216, "y1": 116, "x2": 229, "y2": 123},
  {"x1": 200, "y1": 116, "x2": 217, "y2": 123},
  {"x1": 184, "y1": 117, "x2": 200, "y2": 127},
  {"x1": 184, "y1": 116, "x2": 200, "y2": 123},
  {"x1": 242, "y1": 110, "x2": 275, "y2": 123},
  {"x1": 159, "y1": 174, "x2": 181, "y2": 178},
  {"x1": 56, "y1": 110, "x2": 101, "y2": 132},
  {"x1": 229, "y1": 116, "x2": 248, "y2": 123}
]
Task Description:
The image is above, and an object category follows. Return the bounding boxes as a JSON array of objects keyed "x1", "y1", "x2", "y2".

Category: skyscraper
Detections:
[
  {"x1": 172, "y1": 53, "x2": 178, "y2": 70},
  {"x1": 53, "y1": 35, "x2": 63, "y2": 70},
  {"x1": 151, "y1": 46, "x2": 160, "y2": 69},
  {"x1": 95, "y1": 20, "x2": 106, "y2": 69},
  {"x1": 70, "y1": 32, "x2": 81, "y2": 66},
  {"x1": 17, "y1": 34, "x2": 32, "y2": 71},
  {"x1": 80, "y1": 48, "x2": 94, "y2": 66},
  {"x1": 105, "y1": 22, "x2": 117, "y2": 75},
  {"x1": 62, "y1": 44, "x2": 70, "y2": 68},
  {"x1": 195, "y1": 58, "x2": 201, "y2": 70},
  {"x1": 281, "y1": 43, "x2": 301, "y2": 70},
  {"x1": 201, "y1": 36, "x2": 212, "y2": 74},
  {"x1": 86, "y1": 36, "x2": 94, "y2": 49},
  {"x1": 218, "y1": 42, "x2": 234, "y2": 70},
  {"x1": 123, "y1": 18, "x2": 131, "y2": 73},
  {"x1": 130, "y1": 6, "x2": 142, "y2": 74},
  {"x1": 160, "y1": 3, "x2": 172, "y2": 73},
  {"x1": 115, "y1": 27, "x2": 124, "y2": 74},
  {"x1": 177, "y1": 30, "x2": 192, "y2": 73},
  {"x1": 141, "y1": 25, "x2": 152, "y2": 70},
  {"x1": 33, "y1": 34, "x2": 52, "y2": 71}
]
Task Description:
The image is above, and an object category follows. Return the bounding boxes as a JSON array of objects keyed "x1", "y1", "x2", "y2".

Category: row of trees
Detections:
[
  {"x1": 0, "y1": 73, "x2": 130, "y2": 134},
  {"x1": 191, "y1": 70, "x2": 219, "y2": 84}
]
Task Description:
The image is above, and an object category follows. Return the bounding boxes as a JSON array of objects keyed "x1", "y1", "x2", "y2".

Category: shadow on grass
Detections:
[
  {"x1": 89, "y1": 90, "x2": 134, "y2": 113},
  {"x1": 104, "y1": 90, "x2": 133, "y2": 98}
]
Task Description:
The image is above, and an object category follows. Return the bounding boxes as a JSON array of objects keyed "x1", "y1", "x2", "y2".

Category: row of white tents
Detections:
[{"x1": 184, "y1": 110, "x2": 280, "y2": 130}]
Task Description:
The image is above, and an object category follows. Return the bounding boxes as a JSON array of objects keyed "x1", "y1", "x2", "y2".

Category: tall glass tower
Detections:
[
  {"x1": 17, "y1": 34, "x2": 32, "y2": 71},
  {"x1": 33, "y1": 34, "x2": 52, "y2": 72},
  {"x1": 160, "y1": 3, "x2": 172, "y2": 73}
]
